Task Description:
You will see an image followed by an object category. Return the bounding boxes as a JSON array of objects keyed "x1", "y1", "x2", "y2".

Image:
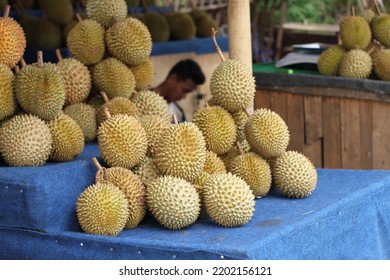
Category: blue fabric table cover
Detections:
[{"x1": 0, "y1": 142, "x2": 389, "y2": 260}]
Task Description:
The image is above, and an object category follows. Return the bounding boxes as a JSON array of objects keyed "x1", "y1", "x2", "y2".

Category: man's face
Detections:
[{"x1": 166, "y1": 75, "x2": 196, "y2": 102}]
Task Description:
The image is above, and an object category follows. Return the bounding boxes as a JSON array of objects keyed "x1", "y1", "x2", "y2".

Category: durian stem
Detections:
[
  {"x1": 55, "y1": 49, "x2": 63, "y2": 62},
  {"x1": 3, "y1": 5, "x2": 10, "y2": 17},
  {"x1": 244, "y1": 108, "x2": 252, "y2": 117},
  {"x1": 100, "y1": 91, "x2": 110, "y2": 103},
  {"x1": 92, "y1": 157, "x2": 103, "y2": 171},
  {"x1": 95, "y1": 167, "x2": 108, "y2": 183},
  {"x1": 236, "y1": 141, "x2": 245, "y2": 155},
  {"x1": 172, "y1": 114, "x2": 178, "y2": 124},
  {"x1": 104, "y1": 107, "x2": 111, "y2": 119},
  {"x1": 212, "y1": 28, "x2": 226, "y2": 62},
  {"x1": 76, "y1": 13, "x2": 83, "y2": 22},
  {"x1": 37, "y1": 51, "x2": 44, "y2": 68},
  {"x1": 373, "y1": 0, "x2": 382, "y2": 15},
  {"x1": 13, "y1": 65, "x2": 19, "y2": 75},
  {"x1": 20, "y1": 58, "x2": 27, "y2": 68},
  {"x1": 203, "y1": 93, "x2": 209, "y2": 107},
  {"x1": 352, "y1": 6, "x2": 355, "y2": 16}
]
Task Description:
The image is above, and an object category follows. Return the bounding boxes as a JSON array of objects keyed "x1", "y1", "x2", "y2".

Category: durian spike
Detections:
[
  {"x1": 76, "y1": 13, "x2": 83, "y2": 22},
  {"x1": 236, "y1": 141, "x2": 245, "y2": 155},
  {"x1": 104, "y1": 107, "x2": 111, "y2": 119},
  {"x1": 3, "y1": 5, "x2": 11, "y2": 17},
  {"x1": 373, "y1": 0, "x2": 382, "y2": 16},
  {"x1": 37, "y1": 51, "x2": 44, "y2": 68},
  {"x1": 100, "y1": 91, "x2": 110, "y2": 103},
  {"x1": 20, "y1": 58, "x2": 27, "y2": 69},
  {"x1": 55, "y1": 49, "x2": 63, "y2": 62},
  {"x1": 212, "y1": 28, "x2": 226, "y2": 62},
  {"x1": 172, "y1": 114, "x2": 178, "y2": 124},
  {"x1": 244, "y1": 108, "x2": 252, "y2": 117}
]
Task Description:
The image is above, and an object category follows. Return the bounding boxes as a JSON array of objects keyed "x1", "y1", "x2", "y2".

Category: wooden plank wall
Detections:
[{"x1": 255, "y1": 89, "x2": 390, "y2": 170}]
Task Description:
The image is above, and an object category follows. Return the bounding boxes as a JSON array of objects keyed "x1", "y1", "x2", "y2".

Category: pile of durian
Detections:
[{"x1": 317, "y1": 1, "x2": 390, "y2": 81}]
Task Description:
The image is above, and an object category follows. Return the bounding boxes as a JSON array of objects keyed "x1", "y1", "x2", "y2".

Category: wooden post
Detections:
[{"x1": 227, "y1": 0, "x2": 252, "y2": 72}]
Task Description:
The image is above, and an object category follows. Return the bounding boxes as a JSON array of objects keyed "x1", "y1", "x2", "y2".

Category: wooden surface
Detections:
[{"x1": 255, "y1": 88, "x2": 390, "y2": 170}]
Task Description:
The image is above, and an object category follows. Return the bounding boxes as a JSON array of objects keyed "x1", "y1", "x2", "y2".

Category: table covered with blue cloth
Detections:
[{"x1": 0, "y1": 142, "x2": 389, "y2": 260}]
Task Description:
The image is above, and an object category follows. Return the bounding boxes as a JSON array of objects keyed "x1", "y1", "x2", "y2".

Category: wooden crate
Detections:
[{"x1": 254, "y1": 79, "x2": 390, "y2": 170}]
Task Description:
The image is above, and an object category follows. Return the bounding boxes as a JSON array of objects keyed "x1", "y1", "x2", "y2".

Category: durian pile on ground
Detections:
[
  {"x1": 317, "y1": 2, "x2": 390, "y2": 81},
  {"x1": 75, "y1": 17, "x2": 318, "y2": 236}
]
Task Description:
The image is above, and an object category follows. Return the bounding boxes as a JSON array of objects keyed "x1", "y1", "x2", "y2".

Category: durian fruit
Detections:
[
  {"x1": 141, "y1": 11, "x2": 170, "y2": 42},
  {"x1": 139, "y1": 115, "x2": 171, "y2": 157},
  {"x1": 273, "y1": 151, "x2": 318, "y2": 198},
  {"x1": 47, "y1": 112, "x2": 84, "y2": 162},
  {"x1": 244, "y1": 108, "x2": 290, "y2": 159},
  {"x1": 372, "y1": 49, "x2": 390, "y2": 81},
  {"x1": 126, "y1": 0, "x2": 140, "y2": 7},
  {"x1": 191, "y1": 9, "x2": 217, "y2": 38},
  {"x1": 166, "y1": 12, "x2": 196, "y2": 40},
  {"x1": 203, "y1": 172, "x2": 255, "y2": 227},
  {"x1": 64, "y1": 103, "x2": 97, "y2": 142},
  {"x1": 91, "y1": 57, "x2": 136, "y2": 99},
  {"x1": 317, "y1": 45, "x2": 346, "y2": 76},
  {"x1": 0, "y1": 114, "x2": 52, "y2": 166},
  {"x1": 87, "y1": 92, "x2": 105, "y2": 109},
  {"x1": 232, "y1": 110, "x2": 250, "y2": 142},
  {"x1": 130, "y1": 59, "x2": 155, "y2": 91},
  {"x1": 154, "y1": 122, "x2": 207, "y2": 182},
  {"x1": 339, "y1": 15, "x2": 372, "y2": 50},
  {"x1": 14, "y1": 0, "x2": 34, "y2": 9},
  {"x1": 0, "y1": 0, "x2": 7, "y2": 10},
  {"x1": 0, "y1": 5, "x2": 26, "y2": 68},
  {"x1": 15, "y1": 53, "x2": 66, "y2": 121},
  {"x1": 203, "y1": 150, "x2": 226, "y2": 174},
  {"x1": 18, "y1": 14, "x2": 41, "y2": 48},
  {"x1": 130, "y1": 90, "x2": 171, "y2": 121},
  {"x1": 146, "y1": 175, "x2": 200, "y2": 230},
  {"x1": 229, "y1": 151, "x2": 272, "y2": 198},
  {"x1": 56, "y1": 50, "x2": 92, "y2": 106},
  {"x1": 98, "y1": 112, "x2": 148, "y2": 169},
  {"x1": 193, "y1": 105, "x2": 237, "y2": 155},
  {"x1": 66, "y1": 18, "x2": 105, "y2": 66},
  {"x1": 33, "y1": 18, "x2": 62, "y2": 50},
  {"x1": 0, "y1": 63, "x2": 16, "y2": 121},
  {"x1": 218, "y1": 145, "x2": 241, "y2": 171},
  {"x1": 105, "y1": 17, "x2": 152, "y2": 66},
  {"x1": 133, "y1": 157, "x2": 161, "y2": 187},
  {"x1": 94, "y1": 160, "x2": 146, "y2": 229},
  {"x1": 86, "y1": 0, "x2": 128, "y2": 29},
  {"x1": 371, "y1": 14, "x2": 390, "y2": 48},
  {"x1": 338, "y1": 49, "x2": 373, "y2": 79},
  {"x1": 359, "y1": 7, "x2": 376, "y2": 23},
  {"x1": 37, "y1": 0, "x2": 73, "y2": 26},
  {"x1": 76, "y1": 181, "x2": 129, "y2": 236},
  {"x1": 209, "y1": 30, "x2": 256, "y2": 113}
]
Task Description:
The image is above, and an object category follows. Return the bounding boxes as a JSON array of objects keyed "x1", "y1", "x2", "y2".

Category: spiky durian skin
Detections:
[
  {"x1": 92, "y1": 57, "x2": 136, "y2": 100},
  {"x1": 317, "y1": 45, "x2": 346, "y2": 76},
  {"x1": 105, "y1": 17, "x2": 152, "y2": 66},
  {"x1": 229, "y1": 152, "x2": 272, "y2": 198},
  {"x1": 273, "y1": 151, "x2": 318, "y2": 198},
  {"x1": 66, "y1": 19, "x2": 105, "y2": 66},
  {"x1": 131, "y1": 59, "x2": 155, "y2": 91},
  {"x1": 140, "y1": 115, "x2": 171, "y2": 157},
  {"x1": 64, "y1": 103, "x2": 97, "y2": 142},
  {"x1": 154, "y1": 122, "x2": 207, "y2": 182},
  {"x1": 244, "y1": 109, "x2": 290, "y2": 159},
  {"x1": 166, "y1": 13, "x2": 196, "y2": 40},
  {"x1": 98, "y1": 114, "x2": 148, "y2": 169},
  {"x1": 339, "y1": 16, "x2": 372, "y2": 50},
  {"x1": 47, "y1": 113, "x2": 85, "y2": 162},
  {"x1": 0, "y1": 114, "x2": 52, "y2": 167},
  {"x1": 37, "y1": 0, "x2": 73, "y2": 26},
  {"x1": 193, "y1": 106, "x2": 237, "y2": 155},
  {"x1": 98, "y1": 167, "x2": 146, "y2": 229},
  {"x1": 142, "y1": 11, "x2": 170, "y2": 42},
  {"x1": 0, "y1": 64, "x2": 16, "y2": 121},
  {"x1": 339, "y1": 49, "x2": 373, "y2": 79},
  {"x1": 372, "y1": 49, "x2": 390, "y2": 81},
  {"x1": 232, "y1": 110, "x2": 249, "y2": 142},
  {"x1": 0, "y1": 17, "x2": 26, "y2": 68},
  {"x1": 57, "y1": 58, "x2": 92, "y2": 106},
  {"x1": 133, "y1": 157, "x2": 161, "y2": 188},
  {"x1": 203, "y1": 150, "x2": 226, "y2": 174},
  {"x1": 76, "y1": 182, "x2": 129, "y2": 236},
  {"x1": 210, "y1": 59, "x2": 256, "y2": 113},
  {"x1": 146, "y1": 176, "x2": 200, "y2": 230},
  {"x1": 14, "y1": 63, "x2": 66, "y2": 121},
  {"x1": 96, "y1": 96, "x2": 140, "y2": 126},
  {"x1": 130, "y1": 90, "x2": 171, "y2": 121},
  {"x1": 203, "y1": 172, "x2": 255, "y2": 227},
  {"x1": 86, "y1": 0, "x2": 128, "y2": 29},
  {"x1": 371, "y1": 15, "x2": 390, "y2": 48}
]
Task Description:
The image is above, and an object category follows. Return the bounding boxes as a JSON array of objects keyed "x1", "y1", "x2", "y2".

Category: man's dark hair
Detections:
[{"x1": 168, "y1": 59, "x2": 206, "y2": 85}]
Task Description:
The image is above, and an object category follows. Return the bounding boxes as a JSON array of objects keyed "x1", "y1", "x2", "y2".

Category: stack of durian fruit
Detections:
[
  {"x1": 0, "y1": 0, "x2": 318, "y2": 237},
  {"x1": 317, "y1": 1, "x2": 390, "y2": 81}
]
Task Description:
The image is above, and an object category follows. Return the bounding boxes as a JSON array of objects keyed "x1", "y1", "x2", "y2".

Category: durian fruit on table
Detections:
[{"x1": 317, "y1": 1, "x2": 390, "y2": 81}]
